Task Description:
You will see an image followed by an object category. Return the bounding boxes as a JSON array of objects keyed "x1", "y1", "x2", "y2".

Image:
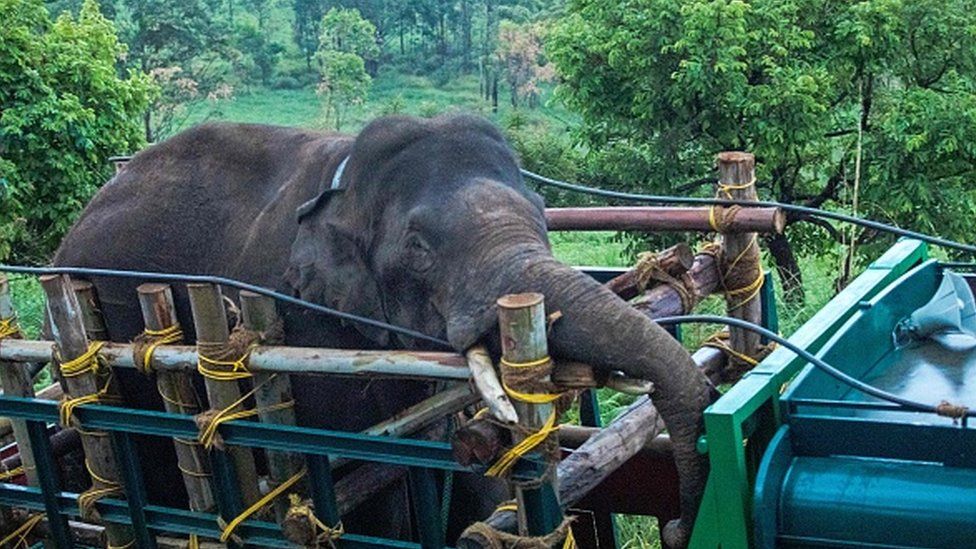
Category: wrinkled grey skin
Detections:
[{"x1": 53, "y1": 115, "x2": 710, "y2": 547}]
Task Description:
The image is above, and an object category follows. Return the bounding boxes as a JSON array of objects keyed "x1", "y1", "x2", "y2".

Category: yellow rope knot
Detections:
[
  {"x1": 195, "y1": 374, "x2": 294, "y2": 450},
  {"x1": 58, "y1": 372, "x2": 122, "y2": 427},
  {"x1": 132, "y1": 324, "x2": 183, "y2": 374},
  {"x1": 78, "y1": 459, "x2": 124, "y2": 520},
  {"x1": 632, "y1": 251, "x2": 696, "y2": 312},
  {"x1": 0, "y1": 465, "x2": 25, "y2": 482},
  {"x1": 460, "y1": 502, "x2": 576, "y2": 549},
  {"x1": 58, "y1": 341, "x2": 106, "y2": 378},
  {"x1": 282, "y1": 493, "x2": 344, "y2": 548},
  {"x1": 0, "y1": 317, "x2": 22, "y2": 340},
  {"x1": 0, "y1": 513, "x2": 44, "y2": 548}
]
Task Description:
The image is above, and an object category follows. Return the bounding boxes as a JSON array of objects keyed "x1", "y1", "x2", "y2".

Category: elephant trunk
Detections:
[{"x1": 447, "y1": 250, "x2": 711, "y2": 548}]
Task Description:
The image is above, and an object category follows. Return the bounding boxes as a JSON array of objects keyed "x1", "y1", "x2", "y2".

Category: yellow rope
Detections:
[
  {"x1": 59, "y1": 373, "x2": 121, "y2": 427},
  {"x1": 500, "y1": 356, "x2": 553, "y2": 369},
  {"x1": 485, "y1": 411, "x2": 560, "y2": 478},
  {"x1": 0, "y1": 466, "x2": 24, "y2": 482},
  {"x1": 58, "y1": 341, "x2": 105, "y2": 378},
  {"x1": 188, "y1": 534, "x2": 199, "y2": 549},
  {"x1": 219, "y1": 466, "x2": 309, "y2": 543},
  {"x1": 197, "y1": 345, "x2": 257, "y2": 381},
  {"x1": 78, "y1": 459, "x2": 124, "y2": 518},
  {"x1": 0, "y1": 513, "x2": 44, "y2": 548},
  {"x1": 488, "y1": 501, "x2": 576, "y2": 548},
  {"x1": 283, "y1": 493, "x2": 345, "y2": 547},
  {"x1": 702, "y1": 334, "x2": 760, "y2": 367},
  {"x1": 107, "y1": 540, "x2": 135, "y2": 549},
  {"x1": 197, "y1": 375, "x2": 294, "y2": 450},
  {"x1": 0, "y1": 317, "x2": 21, "y2": 339},
  {"x1": 501, "y1": 383, "x2": 562, "y2": 405},
  {"x1": 136, "y1": 325, "x2": 183, "y2": 374}
]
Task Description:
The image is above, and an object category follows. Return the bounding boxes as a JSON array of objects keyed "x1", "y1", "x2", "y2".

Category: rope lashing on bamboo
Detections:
[
  {"x1": 701, "y1": 332, "x2": 776, "y2": 381},
  {"x1": 0, "y1": 465, "x2": 31, "y2": 482},
  {"x1": 282, "y1": 493, "x2": 345, "y2": 548},
  {"x1": 632, "y1": 251, "x2": 696, "y2": 312},
  {"x1": 936, "y1": 400, "x2": 969, "y2": 423},
  {"x1": 484, "y1": 355, "x2": 569, "y2": 478},
  {"x1": 216, "y1": 466, "x2": 323, "y2": 545},
  {"x1": 132, "y1": 324, "x2": 183, "y2": 374},
  {"x1": 77, "y1": 459, "x2": 125, "y2": 520},
  {"x1": 0, "y1": 317, "x2": 22, "y2": 340},
  {"x1": 460, "y1": 500, "x2": 577, "y2": 549},
  {"x1": 0, "y1": 513, "x2": 44, "y2": 548},
  {"x1": 195, "y1": 373, "x2": 294, "y2": 450},
  {"x1": 707, "y1": 178, "x2": 757, "y2": 233},
  {"x1": 196, "y1": 320, "x2": 283, "y2": 381},
  {"x1": 55, "y1": 342, "x2": 125, "y2": 427},
  {"x1": 107, "y1": 539, "x2": 135, "y2": 549}
]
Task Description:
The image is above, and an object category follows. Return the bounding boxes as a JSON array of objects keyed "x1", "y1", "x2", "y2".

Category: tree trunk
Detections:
[{"x1": 767, "y1": 232, "x2": 804, "y2": 304}]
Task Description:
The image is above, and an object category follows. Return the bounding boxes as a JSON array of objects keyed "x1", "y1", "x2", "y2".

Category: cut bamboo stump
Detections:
[
  {"x1": 631, "y1": 253, "x2": 721, "y2": 317},
  {"x1": 605, "y1": 243, "x2": 696, "y2": 301},
  {"x1": 496, "y1": 293, "x2": 564, "y2": 537},
  {"x1": 717, "y1": 152, "x2": 763, "y2": 373},
  {"x1": 239, "y1": 291, "x2": 303, "y2": 521},
  {"x1": 40, "y1": 274, "x2": 135, "y2": 547},
  {"x1": 186, "y1": 284, "x2": 261, "y2": 506},
  {"x1": 137, "y1": 284, "x2": 215, "y2": 514}
]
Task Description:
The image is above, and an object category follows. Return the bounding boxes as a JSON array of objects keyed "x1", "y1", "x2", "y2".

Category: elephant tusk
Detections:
[{"x1": 465, "y1": 345, "x2": 519, "y2": 425}]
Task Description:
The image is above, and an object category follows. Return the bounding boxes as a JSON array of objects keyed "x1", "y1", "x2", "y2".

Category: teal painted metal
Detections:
[
  {"x1": 759, "y1": 271, "x2": 778, "y2": 342},
  {"x1": 408, "y1": 468, "x2": 444, "y2": 548},
  {"x1": 111, "y1": 431, "x2": 158, "y2": 549},
  {"x1": 25, "y1": 420, "x2": 72, "y2": 547},
  {"x1": 688, "y1": 239, "x2": 929, "y2": 549},
  {"x1": 753, "y1": 257, "x2": 976, "y2": 547}
]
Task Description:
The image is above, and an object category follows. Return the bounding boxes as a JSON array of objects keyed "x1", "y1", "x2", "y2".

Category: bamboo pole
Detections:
[
  {"x1": 186, "y1": 283, "x2": 261, "y2": 506},
  {"x1": 71, "y1": 281, "x2": 109, "y2": 342},
  {"x1": 545, "y1": 206, "x2": 785, "y2": 233},
  {"x1": 604, "y1": 243, "x2": 695, "y2": 301},
  {"x1": 239, "y1": 290, "x2": 303, "y2": 521},
  {"x1": 717, "y1": 152, "x2": 763, "y2": 371},
  {"x1": 137, "y1": 283, "x2": 215, "y2": 514},
  {"x1": 40, "y1": 274, "x2": 134, "y2": 547},
  {"x1": 631, "y1": 252, "x2": 721, "y2": 317},
  {"x1": 496, "y1": 293, "x2": 564, "y2": 537},
  {"x1": 0, "y1": 277, "x2": 41, "y2": 488}
]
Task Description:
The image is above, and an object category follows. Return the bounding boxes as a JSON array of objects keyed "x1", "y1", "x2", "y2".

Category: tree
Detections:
[
  {"x1": 293, "y1": 0, "x2": 324, "y2": 70},
  {"x1": 316, "y1": 7, "x2": 377, "y2": 130},
  {"x1": 495, "y1": 20, "x2": 554, "y2": 108},
  {"x1": 0, "y1": 0, "x2": 155, "y2": 261},
  {"x1": 548, "y1": 0, "x2": 976, "y2": 300}
]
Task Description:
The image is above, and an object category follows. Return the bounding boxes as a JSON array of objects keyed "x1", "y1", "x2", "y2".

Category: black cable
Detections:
[
  {"x1": 521, "y1": 169, "x2": 976, "y2": 255},
  {"x1": 655, "y1": 314, "x2": 975, "y2": 418},
  {"x1": 0, "y1": 264, "x2": 453, "y2": 349}
]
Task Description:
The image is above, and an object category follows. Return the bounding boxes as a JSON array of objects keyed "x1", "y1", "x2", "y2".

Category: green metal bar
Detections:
[
  {"x1": 759, "y1": 271, "x2": 778, "y2": 341},
  {"x1": 407, "y1": 468, "x2": 443, "y2": 548},
  {"x1": 110, "y1": 432, "x2": 158, "y2": 549},
  {"x1": 688, "y1": 239, "x2": 928, "y2": 549},
  {"x1": 209, "y1": 448, "x2": 244, "y2": 549},
  {"x1": 306, "y1": 454, "x2": 341, "y2": 527},
  {"x1": 578, "y1": 389, "x2": 602, "y2": 428},
  {"x1": 24, "y1": 421, "x2": 73, "y2": 548}
]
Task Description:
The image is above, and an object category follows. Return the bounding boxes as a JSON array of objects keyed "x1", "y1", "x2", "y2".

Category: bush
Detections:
[{"x1": 272, "y1": 76, "x2": 303, "y2": 90}]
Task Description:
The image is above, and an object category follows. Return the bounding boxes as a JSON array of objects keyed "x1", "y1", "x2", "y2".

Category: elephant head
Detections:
[{"x1": 285, "y1": 114, "x2": 711, "y2": 547}]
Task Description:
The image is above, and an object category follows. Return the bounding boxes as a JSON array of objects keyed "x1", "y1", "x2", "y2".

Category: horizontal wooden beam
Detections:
[{"x1": 545, "y1": 206, "x2": 785, "y2": 234}]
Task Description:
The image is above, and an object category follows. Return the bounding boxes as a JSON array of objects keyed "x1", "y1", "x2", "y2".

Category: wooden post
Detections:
[
  {"x1": 40, "y1": 274, "x2": 135, "y2": 547},
  {"x1": 71, "y1": 280, "x2": 109, "y2": 341},
  {"x1": 717, "y1": 152, "x2": 763, "y2": 373},
  {"x1": 186, "y1": 283, "x2": 261, "y2": 506},
  {"x1": 137, "y1": 284, "x2": 215, "y2": 514},
  {"x1": 496, "y1": 293, "x2": 563, "y2": 537},
  {"x1": 0, "y1": 277, "x2": 41, "y2": 488},
  {"x1": 239, "y1": 290, "x2": 303, "y2": 521}
]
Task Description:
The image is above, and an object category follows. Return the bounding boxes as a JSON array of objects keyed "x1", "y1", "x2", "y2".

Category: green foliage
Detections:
[
  {"x1": 315, "y1": 8, "x2": 377, "y2": 130},
  {"x1": 0, "y1": 0, "x2": 155, "y2": 262},
  {"x1": 236, "y1": 15, "x2": 286, "y2": 85},
  {"x1": 548, "y1": 0, "x2": 976, "y2": 288},
  {"x1": 292, "y1": 0, "x2": 324, "y2": 70}
]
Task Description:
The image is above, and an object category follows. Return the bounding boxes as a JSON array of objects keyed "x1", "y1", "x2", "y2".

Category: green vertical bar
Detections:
[
  {"x1": 25, "y1": 422, "x2": 73, "y2": 548},
  {"x1": 579, "y1": 389, "x2": 602, "y2": 428},
  {"x1": 760, "y1": 271, "x2": 778, "y2": 342},
  {"x1": 702, "y1": 411, "x2": 750, "y2": 549},
  {"x1": 209, "y1": 450, "x2": 244, "y2": 549},
  {"x1": 111, "y1": 432, "x2": 158, "y2": 549},
  {"x1": 522, "y1": 458, "x2": 562, "y2": 536},
  {"x1": 306, "y1": 454, "x2": 341, "y2": 527},
  {"x1": 408, "y1": 468, "x2": 443, "y2": 548}
]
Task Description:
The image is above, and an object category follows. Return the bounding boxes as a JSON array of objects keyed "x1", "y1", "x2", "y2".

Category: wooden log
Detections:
[
  {"x1": 457, "y1": 396, "x2": 664, "y2": 547},
  {"x1": 545, "y1": 206, "x2": 785, "y2": 233},
  {"x1": 604, "y1": 243, "x2": 695, "y2": 301},
  {"x1": 136, "y1": 284, "x2": 215, "y2": 514},
  {"x1": 717, "y1": 152, "x2": 763, "y2": 372},
  {"x1": 632, "y1": 253, "x2": 721, "y2": 318},
  {"x1": 550, "y1": 362, "x2": 653, "y2": 395},
  {"x1": 496, "y1": 293, "x2": 564, "y2": 537},
  {"x1": 239, "y1": 291, "x2": 303, "y2": 521},
  {"x1": 186, "y1": 283, "x2": 261, "y2": 506},
  {"x1": 465, "y1": 345, "x2": 518, "y2": 425},
  {"x1": 39, "y1": 274, "x2": 134, "y2": 547},
  {"x1": 71, "y1": 280, "x2": 109, "y2": 341}
]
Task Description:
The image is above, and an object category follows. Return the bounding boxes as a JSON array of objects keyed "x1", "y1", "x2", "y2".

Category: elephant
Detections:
[{"x1": 52, "y1": 114, "x2": 712, "y2": 547}]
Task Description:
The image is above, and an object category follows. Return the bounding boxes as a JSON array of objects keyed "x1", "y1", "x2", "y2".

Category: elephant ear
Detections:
[{"x1": 284, "y1": 216, "x2": 390, "y2": 347}]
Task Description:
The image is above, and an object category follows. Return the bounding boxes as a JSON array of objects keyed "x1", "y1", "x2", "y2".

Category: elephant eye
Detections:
[{"x1": 403, "y1": 232, "x2": 434, "y2": 273}]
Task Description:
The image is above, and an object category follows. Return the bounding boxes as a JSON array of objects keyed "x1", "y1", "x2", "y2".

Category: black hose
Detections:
[
  {"x1": 521, "y1": 169, "x2": 976, "y2": 255},
  {"x1": 655, "y1": 314, "x2": 975, "y2": 419},
  {"x1": 0, "y1": 264, "x2": 453, "y2": 349}
]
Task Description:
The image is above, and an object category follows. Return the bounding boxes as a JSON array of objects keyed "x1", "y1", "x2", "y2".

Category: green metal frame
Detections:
[
  {"x1": 0, "y1": 392, "x2": 549, "y2": 547},
  {"x1": 687, "y1": 239, "x2": 929, "y2": 549}
]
